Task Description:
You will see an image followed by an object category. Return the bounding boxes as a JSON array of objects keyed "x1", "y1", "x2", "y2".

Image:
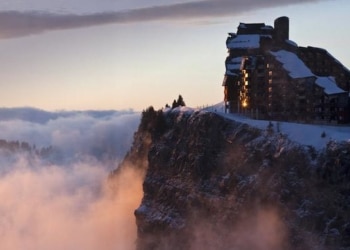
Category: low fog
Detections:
[
  {"x1": 0, "y1": 108, "x2": 143, "y2": 250},
  {"x1": 0, "y1": 108, "x2": 140, "y2": 166}
]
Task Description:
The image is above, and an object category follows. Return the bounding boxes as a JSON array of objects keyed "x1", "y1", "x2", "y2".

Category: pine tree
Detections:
[
  {"x1": 177, "y1": 95, "x2": 186, "y2": 107},
  {"x1": 172, "y1": 99, "x2": 178, "y2": 109}
]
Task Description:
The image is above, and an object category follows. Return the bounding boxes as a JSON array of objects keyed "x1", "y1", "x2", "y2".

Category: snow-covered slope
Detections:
[{"x1": 207, "y1": 102, "x2": 350, "y2": 150}]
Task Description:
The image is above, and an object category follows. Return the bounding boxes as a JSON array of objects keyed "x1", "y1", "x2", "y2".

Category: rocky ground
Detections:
[{"x1": 116, "y1": 107, "x2": 350, "y2": 250}]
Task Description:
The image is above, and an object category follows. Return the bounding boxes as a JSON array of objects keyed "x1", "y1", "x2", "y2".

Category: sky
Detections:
[{"x1": 0, "y1": 0, "x2": 349, "y2": 111}]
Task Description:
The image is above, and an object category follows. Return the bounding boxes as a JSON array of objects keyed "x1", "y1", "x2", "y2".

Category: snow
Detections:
[
  {"x1": 206, "y1": 102, "x2": 350, "y2": 150},
  {"x1": 226, "y1": 71, "x2": 238, "y2": 76},
  {"x1": 315, "y1": 76, "x2": 346, "y2": 95},
  {"x1": 166, "y1": 104, "x2": 350, "y2": 150},
  {"x1": 261, "y1": 25, "x2": 273, "y2": 30},
  {"x1": 238, "y1": 23, "x2": 247, "y2": 28},
  {"x1": 165, "y1": 106, "x2": 194, "y2": 115},
  {"x1": 270, "y1": 50, "x2": 347, "y2": 94},
  {"x1": 270, "y1": 50, "x2": 314, "y2": 79},
  {"x1": 286, "y1": 39, "x2": 298, "y2": 47},
  {"x1": 227, "y1": 34, "x2": 260, "y2": 49},
  {"x1": 227, "y1": 57, "x2": 243, "y2": 67},
  {"x1": 226, "y1": 57, "x2": 242, "y2": 75}
]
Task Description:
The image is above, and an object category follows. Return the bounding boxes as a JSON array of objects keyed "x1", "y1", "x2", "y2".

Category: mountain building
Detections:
[{"x1": 222, "y1": 16, "x2": 350, "y2": 123}]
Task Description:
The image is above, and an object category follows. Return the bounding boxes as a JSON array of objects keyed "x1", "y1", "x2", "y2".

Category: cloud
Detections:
[
  {"x1": 0, "y1": 108, "x2": 140, "y2": 166},
  {"x1": 0, "y1": 155, "x2": 144, "y2": 250},
  {"x1": 0, "y1": 108, "x2": 144, "y2": 249},
  {"x1": 0, "y1": 0, "x2": 327, "y2": 38}
]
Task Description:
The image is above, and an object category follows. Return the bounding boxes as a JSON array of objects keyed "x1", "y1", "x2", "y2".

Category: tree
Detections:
[
  {"x1": 171, "y1": 95, "x2": 186, "y2": 109},
  {"x1": 172, "y1": 99, "x2": 178, "y2": 109},
  {"x1": 176, "y1": 95, "x2": 186, "y2": 107},
  {"x1": 140, "y1": 106, "x2": 167, "y2": 137}
]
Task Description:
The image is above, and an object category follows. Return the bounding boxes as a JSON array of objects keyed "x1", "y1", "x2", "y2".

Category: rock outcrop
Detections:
[{"x1": 118, "y1": 107, "x2": 350, "y2": 250}]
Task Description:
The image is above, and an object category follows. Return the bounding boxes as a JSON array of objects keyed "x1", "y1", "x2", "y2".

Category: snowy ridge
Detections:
[
  {"x1": 205, "y1": 103, "x2": 350, "y2": 150},
  {"x1": 165, "y1": 104, "x2": 350, "y2": 150}
]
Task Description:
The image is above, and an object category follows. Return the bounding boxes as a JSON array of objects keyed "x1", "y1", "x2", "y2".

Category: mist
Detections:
[
  {"x1": 0, "y1": 158, "x2": 144, "y2": 250},
  {"x1": 0, "y1": 108, "x2": 140, "y2": 166},
  {"x1": 0, "y1": 108, "x2": 143, "y2": 250},
  {"x1": 189, "y1": 208, "x2": 287, "y2": 250}
]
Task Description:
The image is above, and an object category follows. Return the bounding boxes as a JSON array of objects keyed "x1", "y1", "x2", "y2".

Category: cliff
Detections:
[{"x1": 117, "y1": 107, "x2": 350, "y2": 250}]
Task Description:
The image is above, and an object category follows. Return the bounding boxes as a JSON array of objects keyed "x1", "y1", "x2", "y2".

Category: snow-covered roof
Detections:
[
  {"x1": 261, "y1": 25, "x2": 273, "y2": 30},
  {"x1": 270, "y1": 50, "x2": 346, "y2": 95},
  {"x1": 227, "y1": 34, "x2": 260, "y2": 49},
  {"x1": 315, "y1": 77, "x2": 346, "y2": 95},
  {"x1": 270, "y1": 50, "x2": 314, "y2": 79},
  {"x1": 261, "y1": 35, "x2": 272, "y2": 39},
  {"x1": 225, "y1": 71, "x2": 238, "y2": 76},
  {"x1": 226, "y1": 57, "x2": 242, "y2": 70},
  {"x1": 286, "y1": 39, "x2": 298, "y2": 47},
  {"x1": 226, "y1": 57, "x2": 243, "y2": 76}
]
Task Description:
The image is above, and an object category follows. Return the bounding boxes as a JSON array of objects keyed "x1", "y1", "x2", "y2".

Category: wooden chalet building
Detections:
[{"x1": 223, "y1": 16, "x2": 350, "y2": 123}]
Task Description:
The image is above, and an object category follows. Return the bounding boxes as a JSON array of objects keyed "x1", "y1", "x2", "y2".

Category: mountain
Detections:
[{"x1": 116, "y1": 106, "x2": 350, "y2": 250}]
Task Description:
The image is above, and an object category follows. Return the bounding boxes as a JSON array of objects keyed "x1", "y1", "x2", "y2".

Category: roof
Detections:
[
  {"x1": 237, "y1": 22, "x2": 273, "y2": 34},
  {"x1": 227, "y1": 34, "x2": 260, "y2": 49},
  {"x1": 286, "y1": 40, "x2": 298, "y2": 47},
  {"x1": 270, "y1": 50, "x2": 347, "y2": 95},
  {"x1": 226, "y1": 57, "x2": 242, "y2": 70},
  {"x1": 269, "y1": 50, "x2": 314, "y2": 78},
  {"x1": 226, "y1": 57, "x2": 243, "y2": 76},
  {"x1": 315, "y1": 77, "x2": 346, "y2": 95},
  {"x1": 238, "y1": 22, "x2": 266, "y2": 30},
  {"x1": 299, "y1": 46, "x2": 350, "y2": 73},
  {"x1": 261, "y1": 25, "x2": 273, "y2": 30}
]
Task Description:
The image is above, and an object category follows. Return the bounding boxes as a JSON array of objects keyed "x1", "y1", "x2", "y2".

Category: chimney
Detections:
[{"x1": 274, "y1": 16, "x2": 289, "y2": 43}]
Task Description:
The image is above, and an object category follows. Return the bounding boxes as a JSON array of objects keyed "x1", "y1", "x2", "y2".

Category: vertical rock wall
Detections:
[{"x1": 117, "y1": 108, "x2": 350, "y2": 250}]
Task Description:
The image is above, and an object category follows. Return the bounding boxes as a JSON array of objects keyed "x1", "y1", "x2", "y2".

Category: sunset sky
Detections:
[{"x1": 0, "y1": 0, "x2": 349, "y2": 111}]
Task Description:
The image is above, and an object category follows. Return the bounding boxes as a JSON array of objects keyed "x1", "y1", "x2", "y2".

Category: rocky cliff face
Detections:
[{"x1": 118, "y1": 107, "x2": 350, "y2": 250}]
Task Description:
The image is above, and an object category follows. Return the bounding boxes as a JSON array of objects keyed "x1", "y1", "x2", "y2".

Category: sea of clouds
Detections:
[{"x1": 0, "y1": 107, "x2": 143, "y2": 250}]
